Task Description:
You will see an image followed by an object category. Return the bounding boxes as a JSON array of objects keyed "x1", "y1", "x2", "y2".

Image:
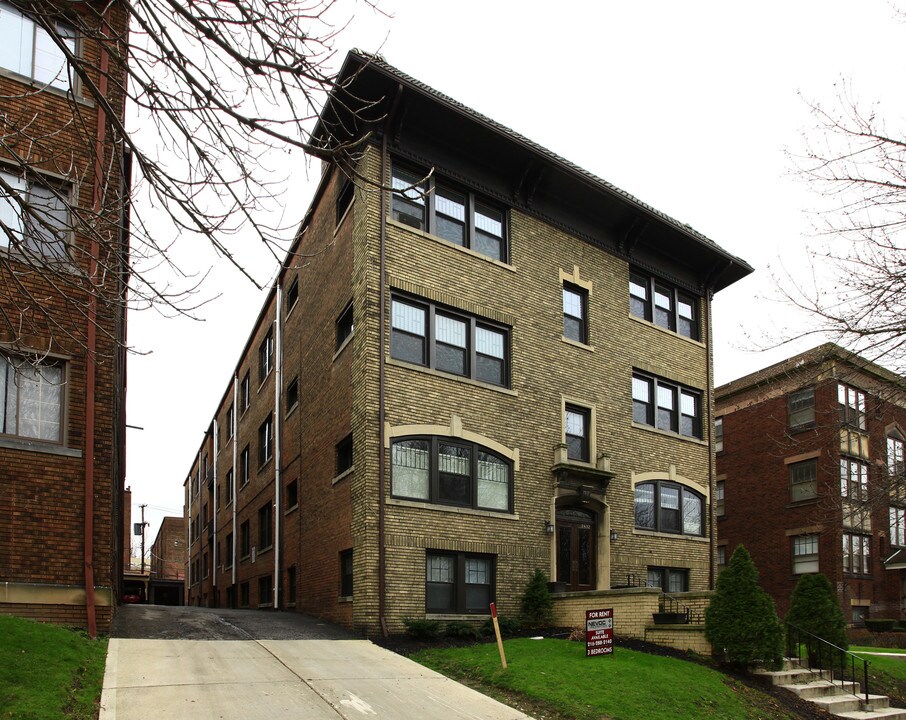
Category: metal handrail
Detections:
[{"x1": 785, "y1": 622, "x2": 870, "y2": 706}]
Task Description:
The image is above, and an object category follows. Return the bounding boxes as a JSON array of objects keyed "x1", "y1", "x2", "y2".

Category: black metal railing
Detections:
[
  {"x1": 659, "y1": 593, "x2": 701, "y2": 623},
  {"x1": 785, "y1": 622, "x2": 870, "y2": 706}
]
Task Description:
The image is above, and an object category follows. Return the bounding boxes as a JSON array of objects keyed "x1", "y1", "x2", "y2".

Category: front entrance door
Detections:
[{"x1": 556, "y1": 507, "x2": 596, "y2": 591}]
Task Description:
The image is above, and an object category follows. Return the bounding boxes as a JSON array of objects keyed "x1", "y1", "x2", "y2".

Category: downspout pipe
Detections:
[
  {"x1": 232, "y1": 375, "x2": 239, "y2": 589},
  {"x1": 706, "y1": 288, "x2": 715, "y2": 591},
  {"x1": 274, "y1": 290, "x2": 282, "y2": 609},
  {"x1": 212, "y1": 420, "x2": 218, "y2": 588},
  {"x1": 84, "y1": 6, "x2": 113, "y2": 638}
]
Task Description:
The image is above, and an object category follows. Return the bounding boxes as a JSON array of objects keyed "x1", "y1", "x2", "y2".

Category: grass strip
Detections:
[{"x1": 0, "y1": 614, "x2": 107, "y2": 720}]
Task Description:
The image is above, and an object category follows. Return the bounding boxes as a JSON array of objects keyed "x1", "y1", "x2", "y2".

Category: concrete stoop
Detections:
[{"x1": 753, "y1": 661, "x2": 906, "y2": 720}]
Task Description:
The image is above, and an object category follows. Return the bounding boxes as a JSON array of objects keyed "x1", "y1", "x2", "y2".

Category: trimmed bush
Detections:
[
  {"x1": 444, "y1": 621, "x2": 482, "y2": 640},
  {"x1": 481, "y1": 615, "x2": 522, "y2": 637},
  {"x1": 520, "y1": 569, "x2": 554, "y2": 628},
  {"x1": 403, "y1": 618, "x2": 444, "y2": 639},
  {"x1": 705, "y1": 545, "x2": 784, "y2": 669},
  {"x1": 865, "y1": 619, "x2": 898, "y2": 633},
  {"x1": 785, "y1": 573, "x2": 848, "y2": 650}
]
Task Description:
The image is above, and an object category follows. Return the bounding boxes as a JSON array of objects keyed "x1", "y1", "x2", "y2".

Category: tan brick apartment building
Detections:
[
  {"x1": 0, "y1": 2, "x2": 129, "y2": 633},
  {"x1": 184, "y1": 51, "x2": 752, "y2": 634},
  {"x1": 716, "y1": 344, "x2": 906, "y2": 623}
]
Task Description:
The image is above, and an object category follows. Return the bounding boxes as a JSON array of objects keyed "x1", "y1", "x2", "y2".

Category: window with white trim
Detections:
[
  {"x1": 888, "y1": 435, "x2": 905, "y2": 479},
  {"x1": 792, "y1": 534, "x2": 819, "y2": 574},
  {"x1": 0, "y1": 2, "x2": 75, "y2": 90},
  {"x1": 0, "y1": 170, "x2": 69, "y2": 258},
  {"x1": 840, "y1": 457, "x2": 868, "y2": 501},
  {"x1": 562, "y1": 283, "x2": 588, "y2": 344},
  {"x1": 715, "y1": 480, "x2": 725, "y2": 517},
  {"x1": 714, "y1": 417, "x2": 723, "y2": 452},
  {"x1": 0, "y1": 352, "x2": 64, "y2": 442}
]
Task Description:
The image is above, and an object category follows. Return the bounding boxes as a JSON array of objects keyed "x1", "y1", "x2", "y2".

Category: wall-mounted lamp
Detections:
[
  {"x1": 610, "y1": 530, "x2": 619, "y2": 542},
  {"x1": 544, "y1": 521, "x2": 555, "y2": 535}
]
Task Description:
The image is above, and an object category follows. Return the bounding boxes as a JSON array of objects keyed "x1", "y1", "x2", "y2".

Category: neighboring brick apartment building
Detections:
[
  {"x1": 149, "y1": 516, "x2": 185, "y2": 605},
  {"x1": 716, "y1": 343, "x2": 906, "y2": 623},
  {"x1": 184, "y1": 51, "x2": 752, "y2": 634},
  {"x1": 0, "y1": 2, "x2": 129, "y2": 633}
]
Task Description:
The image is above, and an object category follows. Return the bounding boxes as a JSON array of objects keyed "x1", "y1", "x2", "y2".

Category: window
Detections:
[
  {"x1": 390, "y1": 296, "x2": 508, "y2": 387},
  {"x1": 838, "y1": 383, "x2": 867, "y2": 430},
  {"x1": 843, "y1": 533, "x2": 871, "y2": 575},
  {"x1": 0, "y1": 352, "x2": 63, "y2": 442},
  {"x1": 634, "y1": 481, "x2": 705, "y2": 536},
  {"x1": 258, "y1": 576, "x2": 271, "y2": 606},
  {"x1": 632, "y1": 372, "x2": 702, "y2": 439},
  {"x1": 203, "y1": 552, "x2": 209, "y2": 579},
  {"x1": 258, "y1": 329, "x2": 274, "y2": 384},
  {"x1": 889, "y1": 436, "x2": 905, "y2": 479},
  {"x1": 714, "y1": 417, "x2": 723, "y2": 453},
  {"x1": 391, "y1": 436, "x2": 512, "y2": 511},
  {"x1": 336, "y1": 179, "x2": 353, "y2": 224},
  {"x1": 0, "y1": 170, "x2": 69, "y2": 258},
  {"x1": 340, "y1": 549, "x2": 353, "y2": 598},
  {"x1": 286, "y1": 276, "x2": 299, "y2": 314},
  {"x1": 426, "y1": 552, "x2": 494, "y2": 614},
  {"x1": 258, "y1": 502, "x2": 272, "y2": 550},
  {"x1": 788, "y1": 388, "x2": 815, "y2": 429},
  {"x1": 240, "y1": 372, "x2": 250, "y2": 413},
  {"x1": 391, "y1": 163, "x2": 507, "y2": 262},
  {"x1": 224, "y1": 532, "x2": 233, "y2": 568},
  {"x1": 239, "y1": 520, "x2": 250, "y2": 559},
  {"x1": 287, "y1": 566, "x2": 297, "y2": 604},
  {"x1": 240, "y1": 582, "x2": 249, "y2": 607},
  {"x1": 0, "y1": 3, "x2": 75, "y2": 90},
  {"x1": 224, "y1": 469, "x2": 233, "y2": 505},
  {"x1": 715, "y1": 480, "x2": 725, "y2": 517},
  {"x1": 285, "y1": 479, "x2": 298, "y2": 510},
  {"x1": 891, "y1": 507, "x2": 906, "y2": 547},
  {"x1": 562, "y1": 283, "x2": 588, "y2": 344},
  {"x1": 225, "y1": 404, "x2": 234, "y2": 440},
  {"x1": 564, "y1": 404, "x2": 590, "y2": 462},
  {"x1": 716, "y1": 546, "x2": 726, "y2": 574},
  {"x1": 647, "y1": 567, "x2": 688, "y2": 593},
  {"x1": 258, "y1": 415, "x2": 273, "y2": 467},
  {"x1": 286, "y1": 377, "x2": 299, "y2": 413},
  {"x1": 792, "y1": 534, "x2": 819, "y2": 574},
  {"x1": 336, "y1": 302, "x2": 353, "y2": 350},
  {"x1": 629, "y1": 271, "x2": 699, "y2": 340},
  {"x1": 840, "y1": 457, "x2": 868, "y2": 501},
  {"x1": 335, "y1": 433, "x2": 353, "y2": 476},
  {"x1": 240, "y1": 446, "x2": 250, "y2": 486},
  {"x1": 790, "y1": 459, "x2": 818, "y2": 502}
]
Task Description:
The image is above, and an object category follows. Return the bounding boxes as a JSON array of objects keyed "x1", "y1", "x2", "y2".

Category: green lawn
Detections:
[
  {"x1": 413, "y1": 638, "x2": 798, "y2": 720},
  {"x1": 0, "y1": 615, "x2": 107, "y2": 720}
]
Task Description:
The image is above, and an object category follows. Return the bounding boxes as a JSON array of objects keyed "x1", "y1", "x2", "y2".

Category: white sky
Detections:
[{"x1": 125, "y1": 0, "x2": 906, "y2": 552}]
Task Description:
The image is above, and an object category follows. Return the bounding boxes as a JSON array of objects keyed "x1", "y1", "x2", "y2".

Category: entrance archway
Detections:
[{"x1": 555, "y1": 507, "x2": 596, "y2": 591}]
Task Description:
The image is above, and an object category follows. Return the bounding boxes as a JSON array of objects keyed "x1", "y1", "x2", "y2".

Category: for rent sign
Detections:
[{"x1": 586, "y1": 608, "x2": 613, "y2": 656}]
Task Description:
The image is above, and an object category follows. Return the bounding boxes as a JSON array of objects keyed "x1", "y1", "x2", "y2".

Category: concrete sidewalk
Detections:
[{"x1": 100, "y1": 636, "x2": 532, "y2": 719}]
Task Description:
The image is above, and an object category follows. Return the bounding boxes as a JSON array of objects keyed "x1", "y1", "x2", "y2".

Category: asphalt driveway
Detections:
[{"x1": 100, "y1": 605, "x2": 530, "y2": 719}]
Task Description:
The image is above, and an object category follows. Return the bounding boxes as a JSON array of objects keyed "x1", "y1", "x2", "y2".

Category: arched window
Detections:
[
  {"x1": 391, "y1": 436, "x2": 512, "y2": 512},
  {"x1": 634, "y1": 481, "x2": 704, "y2": 536}
]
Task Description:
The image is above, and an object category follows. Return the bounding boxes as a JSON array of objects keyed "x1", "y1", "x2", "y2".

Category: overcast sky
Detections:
[{"x1": 125, "y1": 1, "x2": 906, "y2": 554}]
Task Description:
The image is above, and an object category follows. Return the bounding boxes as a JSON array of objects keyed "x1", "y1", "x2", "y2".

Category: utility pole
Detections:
[{"x1": 140, "y1": 504, "x2": 148, "y2": 573}]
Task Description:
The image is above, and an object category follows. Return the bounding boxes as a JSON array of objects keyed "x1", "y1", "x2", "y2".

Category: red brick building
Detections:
[
  {"x1": 149, "y1": 516, "x2": 185, "y2": 605},
  {"x1": 716, "y1": 344, "x2": 906, "y2": 624},
  {"x1": 0, "y1": 2, "x2": 129, "y2": 634}
]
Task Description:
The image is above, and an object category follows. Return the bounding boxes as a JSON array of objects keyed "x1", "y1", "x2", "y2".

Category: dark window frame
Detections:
[
  {"x1": 258, "y1": 328, "x2": 274, "y2": 385},
  {"x1": 258, "y1": 575, "x2": 272, "y2": 606},
  {"x1": 788, "y1": 388, "x2": 815, "y2": 430},
  {"x1": 239, "y1": 520, "x2": 250, "y2": 559},
  {"x1": 562, "y1": 282, "x2": 588, "y2": 344},
  {"x1": 336, "y1": 301, "x2": 354, "y2": 350},
  {"x1": 285, "y1": 377, "x2": 299, "y2": 414},
  {"x1": 390, "y1": 162, "x2": 508, "y2": 263},
  {"x1": 425, "y1": 551, "x2": 495, "y2": 615},
  {"x1": 225, "y1": 404, "x2": 234, "y2": 439},
  {"x1": 258, "y1": 414, "x2": 273, "y2": 468},
  {"x1": 224, "y1": 532, "x2": 233, "y2": 569},
  {"x1": 258, "y1": 502, "x2": 273, "y2": 550},
  {"x1": 240, "y1": 445, "x2": 250, "y2": 486},
  {"x1": 634, "y1": 480, "x2": 706, "y2": 536},
  {"x1": 714, "y1": 417, "x2": 723, "y2": 453},
  {"x1": 790, "y1": 458, "x2": 818, "y2": 502},
  {"x1": 340, "y1": 549, "x2": 353, "y2": 598},
  {"x1": 285, "y1": 479, "x2": 298, "y2": 511},
  {"x1": 842, "y1": 532, "x2": 871, "y2": 576},
  {"x1": 715, "y1": 479, "x2": 725, "y2": 517},
  {"x1": 792, "y1": 533, "x2": 819, "y2": 574},
  {"x1": 335, "y1": 433, "x2": 353, "y2": 476},
  {"x1": 629, "y1": 270, "x2": 699, "y2": 340},
  {"x1": 240, "y1": 581, "x2": 249, "y2": 607},
  {"x1": 390, "y1": 435, "x2": 513, "y2": 512},
  {"x1": 838, "y1": 383, "x2": 867, "y2": 430},
  {"x1": 632, "y1": 371, "x2": 703, "y2": 439},
  {"x1": 285, "y1": 276, "x2": 299, "y2": 315},
  {"x1": 286, "y1": 565, "x2": 297, "y2": 604},
  {"x1": 240, "y1": 372, "x2": 250, "y2": 413},
  {"x1": 390, "y1": 294, "x2": 510, "y2": 388},
  {"x1": 647, "y1": 566, "x2": 689, "y2": 593},
  {"x1": 336, "y1": 178, "x2": 354, "y2": 225},
  {"x1": 224, "y1": 468, "x2": 233, "y2": 506},
  {"x1": 564, "y1": 404, "x2": 591, "y2": 462}
]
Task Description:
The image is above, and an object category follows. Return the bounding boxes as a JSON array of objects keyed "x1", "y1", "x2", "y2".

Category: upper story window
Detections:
[
  {"x1": 336, "y1": 301, "x2": 353, "y2": 350},
  {"x1": 891, "y1": 507, "x2": 906, "y2": 547},
  {"x1": 391, "y1": 436, "x2": 512, "y2": 512},
  {"x1": 258, "y1": 414, "x2": 273, "y2": 467},
  {"x1": 792, "y1": 534, "x2": 819, "y2": 574},
  {"x1": 714, "y1": 417, "x2": 723, "y2": 453},
  {"x1": 790, "y1": 459, "x2": 818, "y2": 502},
  {"x1": 225, "y1": 404, "x2": 234, "y2": 440},
  {"x1": 842, "y1": 532, "x2": 870, "y2": 576},
  {"x1": 285, "y1": 377, "x2": 299, "y2": 414},
  {"x1": 391, "y1": 295, "x2": 508, "y2": 388},
  {"x1": 0, "y1": 2, "x2": 75, "y2": 91},
  {"x1": 0, "y1": 170, "x2": 69, "y2": 259},
  {"x1": 715, "y1": 480, "x2": 725, "y2": 517},
  {"x1": 285, "y1": 277, "x2": 299, "y2": 314},
  {"x1": 564, "y1": 404, "x2": 590, "y2": 462},
  {"x1": 838, "y1": 383, "x2": 866, "y2": 430},
  {"x1": 240, "y1": 372, "x2": 250, "y2": 413},
  {"x1": 629, "y1": 271, "x2": 699, "y2": 340},
  {"x1": 390, "y1": 163, "x2": 507, "y2": 263},
  {"x1": 634, "y1": 480, "x2": 705, "y2": 536},
  {"x1": 336, "y1": 179, "x2": 353, "y2": 225},
  {"x1": 335, "y1": 433, "x2": 353, "y2": 476},
  {"x1": 889, "y1": 435, "x2": 905, "y2": 479},
  {"x1": 258, "y1": 329, "x2": 273, "y2": 384},
  {"x1": 239, "y1": 445, "x2": 250, "y2": 486},
  {"x1": 258, "y1": 502, "x2": 273, "y2": 550},
  {"x1": 788, "y1": 388, "x2": 815, "y2": 430},
  {"x1": 840, "y1": 457, "x2": 868, "y2": 501},
  {"x1": 632, "y1": 372, "x2": 702, "y2": 439},
  {"x1": 562, "y1": 283, "x2": 588, "y2": 344},
  {"x1": 0, "y1": 351, "x2": 63, "y2": 442}
]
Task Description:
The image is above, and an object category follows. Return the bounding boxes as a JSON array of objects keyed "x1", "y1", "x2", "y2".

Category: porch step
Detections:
[
  {"x1": 752, "y1": 667, "x2": 828, "y2": 686},
  {"x1": 783, "y1": 679, "x2": 860, "y2": 699},
  {"x1": 834, "y1": 709, "x2": 906, "y2": 720},
  {"x1": 812, "y1": 694, "x2": 890, "y2": 714}
]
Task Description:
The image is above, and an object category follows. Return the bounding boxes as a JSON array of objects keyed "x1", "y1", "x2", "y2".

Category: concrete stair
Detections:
[{"x1": 753, "y1": 660, "x2": 906, "y2": 720}]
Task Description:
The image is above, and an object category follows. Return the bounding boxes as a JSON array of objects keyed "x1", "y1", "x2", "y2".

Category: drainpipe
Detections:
[
  {"x1": 706, "y1": 288, "x2": 715, "y2": 591},
  {"x1": 84, "y1": 6, "x2": 113, "y2": 638},
  {"x1": 378, "y1": 133, "x2": 388, "y2": 637},
  {"x1": 274, "y1": 290, "x2": 282, "y2": 609},
  {"x1": 232, "y1": 374, "x2": 239, "y2": 589},
  {"x1": 212, "y1": 419, "x2": 218, "y2": 590}
]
